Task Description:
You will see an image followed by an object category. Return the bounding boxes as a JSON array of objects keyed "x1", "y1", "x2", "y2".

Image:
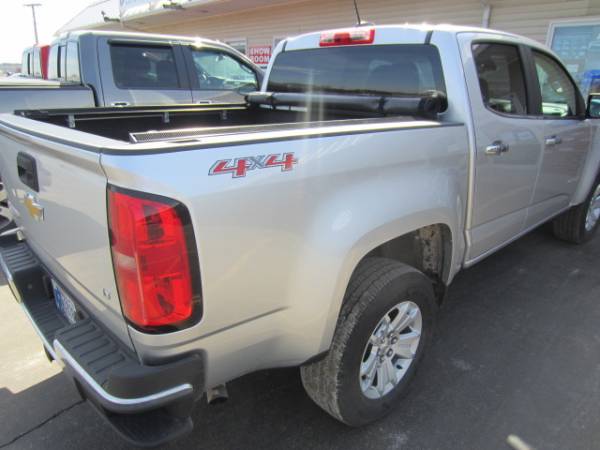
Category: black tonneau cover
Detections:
[{"x1": 246, "y1": 91, "x2": 448, "y2": 119}]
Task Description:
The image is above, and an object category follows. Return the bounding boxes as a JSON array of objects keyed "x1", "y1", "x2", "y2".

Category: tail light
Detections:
[
  {"x1": 107, "y1": 186, "x2": 201, "y2": 332},
  {"x1": 319, "y1": 28, "x2": 375, "y2": 47}
]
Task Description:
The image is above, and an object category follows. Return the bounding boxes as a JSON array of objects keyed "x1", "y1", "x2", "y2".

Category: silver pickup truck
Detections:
[
  {"x1": 0, "y1": 24, "x2": 599, "y2": 446},
  {"x1": 1, "y1": 30, "x2": 262, "y2": 113}
]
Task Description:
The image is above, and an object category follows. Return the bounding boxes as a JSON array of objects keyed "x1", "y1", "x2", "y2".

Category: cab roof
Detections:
[{"x1": 283, "y1": 23, "x2": 548, "y2": 53}]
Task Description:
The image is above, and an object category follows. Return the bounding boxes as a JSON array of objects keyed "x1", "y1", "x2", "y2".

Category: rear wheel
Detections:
[
  {"x1": 300, "y1": 258, "x2": 436, "y2": 426},
  {"x1": 552, "y1": 174, "x2": 600, "y2": 244}
]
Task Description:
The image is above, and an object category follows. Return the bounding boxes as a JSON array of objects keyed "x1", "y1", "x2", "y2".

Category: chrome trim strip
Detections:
[{"x1": 53, "y1": 340, "x2": 193, "y2": 413}]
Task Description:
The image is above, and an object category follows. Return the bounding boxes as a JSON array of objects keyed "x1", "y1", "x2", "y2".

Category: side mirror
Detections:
[{"x1": 586, "y1": 93, "x2": 600, "y2": 118}]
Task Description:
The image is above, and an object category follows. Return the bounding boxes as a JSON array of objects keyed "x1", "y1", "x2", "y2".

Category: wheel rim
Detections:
[
  {"x1": 359, "y1": 301, "x2": 422, "y2": 400},
  {"x1": 585, "y1": 183, "x2": 600, "y2": 232}
]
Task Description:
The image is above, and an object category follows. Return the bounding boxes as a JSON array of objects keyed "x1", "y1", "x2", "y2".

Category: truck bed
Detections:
[{"x1": 15, "y1": 92, "x2": 447, "y2": 145}]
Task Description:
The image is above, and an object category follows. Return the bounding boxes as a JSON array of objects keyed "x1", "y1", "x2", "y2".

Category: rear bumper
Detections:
[{"x1": 0, "y1": 236, "x2": 205, "y2": 446}]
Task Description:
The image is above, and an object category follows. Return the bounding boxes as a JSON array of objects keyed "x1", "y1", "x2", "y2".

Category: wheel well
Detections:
[{"x1": 363, "y1": 224, "x2": 452, "y2": 302}]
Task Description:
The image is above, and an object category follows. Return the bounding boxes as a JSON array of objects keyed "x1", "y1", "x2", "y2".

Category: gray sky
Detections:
[{"x1": 0, "y1": 1, "x2": 95, "y2": 63}]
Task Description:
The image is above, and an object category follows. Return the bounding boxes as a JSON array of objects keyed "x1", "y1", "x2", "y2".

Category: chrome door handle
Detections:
[
  {"x1": 485, "y1": 140, "x2": 509, "y2": 156},
  {"x1": 545, "y1": 135, "x2": 562, "y2": 146}
]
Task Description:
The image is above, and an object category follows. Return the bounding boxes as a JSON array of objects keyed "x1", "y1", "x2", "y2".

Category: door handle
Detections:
[
  {"x1": 111, "y1": 101, "x2": 130, "y2": 107},
  {"x1": 485, "y1": 140, "x2": 509, "y2": 156},
  {"x1": 545, "y1": 135, "x2": 562, "y2": 146},
  {"x1": 17, "y1": 152, "x2": 39, "y2": 191}
]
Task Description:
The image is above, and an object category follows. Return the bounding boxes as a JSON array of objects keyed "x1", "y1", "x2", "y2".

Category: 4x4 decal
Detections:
[{"x1": 209, "y1": 153, "x2": 298, "y2": 178}]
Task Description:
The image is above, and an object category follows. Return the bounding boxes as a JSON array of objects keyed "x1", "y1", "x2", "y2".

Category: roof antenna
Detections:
[{"x1": 352, "y1": 0, "x2": 374, "y2": 27}]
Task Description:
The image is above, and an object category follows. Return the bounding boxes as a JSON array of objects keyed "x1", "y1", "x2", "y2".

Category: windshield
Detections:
[{"x1": 267, "y1": 44, "x2": 446, "y2": 97}]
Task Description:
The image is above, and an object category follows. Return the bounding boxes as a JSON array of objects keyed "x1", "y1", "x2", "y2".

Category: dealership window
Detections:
[
  {"x1": 548, "y1": 18, "x2": 600, "y2": 97},
  {"x1": 224, "y1": 39, "x2": 247, "y2": 55}
]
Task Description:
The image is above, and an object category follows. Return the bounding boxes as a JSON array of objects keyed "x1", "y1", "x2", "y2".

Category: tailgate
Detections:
[{"x1": 0, "y1": 117, "x2": 133, "y2": 350}]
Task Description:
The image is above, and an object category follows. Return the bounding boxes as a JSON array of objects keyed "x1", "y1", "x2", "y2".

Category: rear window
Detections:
[
  {"x1": 267, "y1": 44, "x2": 446, "y2": 96},
  {"x1": 65, "y1": 42, "x2": 81, "y2": 83},
  {"x1": 110, "y1": 44, "x2": 180, "y2": 90}
]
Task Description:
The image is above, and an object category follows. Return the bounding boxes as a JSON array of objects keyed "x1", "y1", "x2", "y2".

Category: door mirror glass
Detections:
[{"x1": 586, "y1": 94, "x2": 600, "y2": 118}]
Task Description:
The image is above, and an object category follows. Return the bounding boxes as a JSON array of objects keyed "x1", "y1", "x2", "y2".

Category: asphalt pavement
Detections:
[{"x1": 1, "y1": 227, "x2": 600, "y2": 450}]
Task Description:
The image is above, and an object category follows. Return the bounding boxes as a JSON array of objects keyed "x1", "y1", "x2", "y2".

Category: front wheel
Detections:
[
  {"x1": 300, "y1": 258, "x2": 436, "y2": 426},
  {"x1": 552, "y1": 174, "x2": 600, "y2": 244}
]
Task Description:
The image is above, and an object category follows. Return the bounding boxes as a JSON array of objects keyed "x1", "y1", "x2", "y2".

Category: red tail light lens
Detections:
[
  {"x1": 319, "y1": 28, "x2": 375, "y2": 47},
  {"x1": 108, "y1": 187, "x2": 201, "y2": 332}
]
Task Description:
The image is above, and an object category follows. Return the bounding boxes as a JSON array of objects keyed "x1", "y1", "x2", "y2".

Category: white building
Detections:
[{"x1": 58, "y1": 0, "x2": 600, "y2": 94}]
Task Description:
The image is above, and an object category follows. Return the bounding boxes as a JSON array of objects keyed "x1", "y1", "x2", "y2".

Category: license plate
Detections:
[{"x1": 51, "y1": 279, "x2": 77, "y2": 324}]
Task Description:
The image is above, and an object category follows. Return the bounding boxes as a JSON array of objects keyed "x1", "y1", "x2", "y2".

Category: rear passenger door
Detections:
[
  {"x1": 97, "y1": 38, "x2": 193, "y2": 106},
  {"x1": 524, "y1": 49, "x2": 591, "y2": 228},
  {"x1": 459, "y1": 36, "x2": 545, "y2": 261}
]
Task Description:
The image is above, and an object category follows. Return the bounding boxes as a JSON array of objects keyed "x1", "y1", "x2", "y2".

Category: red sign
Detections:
[{"x1": 249, "y1": 46, "x2": 272, "y2": 66}]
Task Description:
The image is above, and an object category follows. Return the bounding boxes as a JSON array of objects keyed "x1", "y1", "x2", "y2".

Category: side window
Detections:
[
  {"x1": 21, "y1": 52, "x2": 30, "y2": 75},
  {"x1": 47, "y1": 44, "x2": 59, "y2": 80},
  {"x1": 59, "y1": 45, "x2": 67, "y2": 80},
  {"x1": 472, "y1": 43, "x2": 528, "y2": 116},
  {"x1": 65, "y1": 42, "x2": 81, "y2": 83},
  {"x1": 110, "y1": 44, "x2": 180, "y2": 90},
  {"x1": 191, "y1": 49, "x2": 257, "y2": 93},
  {"x1": 33, "y1": 49, "x2": 42, "y2": 78},
  {"x1": 533, "y1": 51, "x2": 578, "y2": 118}
]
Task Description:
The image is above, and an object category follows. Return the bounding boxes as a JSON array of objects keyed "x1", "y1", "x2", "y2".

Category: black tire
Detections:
[
  {"x1": 552, "y1": 173, "x2": 600, "y2": 244},
  {"x1": 300, "y1": 257, "x2": 436, "y2": 426}
]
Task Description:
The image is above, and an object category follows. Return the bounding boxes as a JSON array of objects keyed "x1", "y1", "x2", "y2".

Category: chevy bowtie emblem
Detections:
[{"x1": 24, "y1": 193, "x2": 44, "y2": 222}]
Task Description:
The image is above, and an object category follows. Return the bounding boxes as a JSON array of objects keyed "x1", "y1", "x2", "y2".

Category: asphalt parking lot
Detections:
[{"x1": 1, "y1": 227, "x2": 600, "y2": 450}]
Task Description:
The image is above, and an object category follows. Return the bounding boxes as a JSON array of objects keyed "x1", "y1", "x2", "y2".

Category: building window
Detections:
[
  {"x1": 224, "y1": 38, "x2": 247, "y2": 55},
  {"x1": 548, "y1": 18, "x2": 600, "y2": 97}
]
